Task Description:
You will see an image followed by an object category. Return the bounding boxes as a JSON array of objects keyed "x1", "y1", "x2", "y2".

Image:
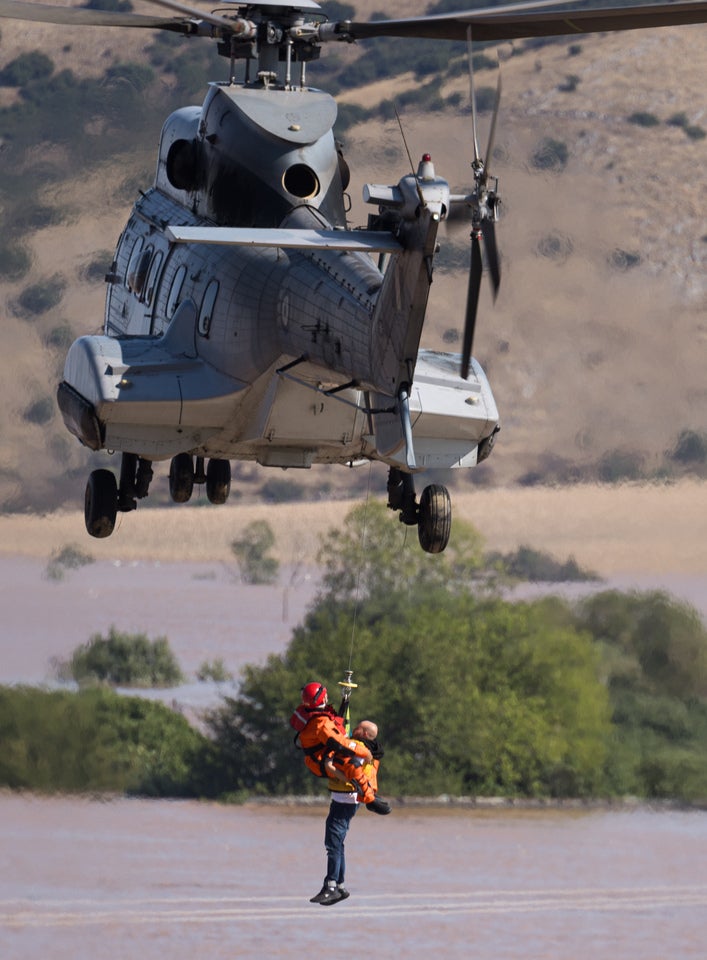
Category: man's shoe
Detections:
[
  {"x1": 310, "y1": 883, "x2": 343, "y2": 905},
  {"x1": 336, "y1": 886, "x2": 350, "y2": 902},
  {"x1": 365, "y1": 796, "x2": 391, "y2": 815}
]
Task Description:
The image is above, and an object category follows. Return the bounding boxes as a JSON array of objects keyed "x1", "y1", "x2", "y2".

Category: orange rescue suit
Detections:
[{"x1": 296, "y1": 707, "x2": 377, "y2": 804}]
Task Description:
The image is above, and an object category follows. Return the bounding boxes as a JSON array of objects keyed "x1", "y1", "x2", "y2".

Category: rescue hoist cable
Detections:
[{"x1": 337, "y1": 462, "x2": 374, "y2": 735}]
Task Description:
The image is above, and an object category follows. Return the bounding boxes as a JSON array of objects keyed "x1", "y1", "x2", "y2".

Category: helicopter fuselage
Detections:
[{"x1": 58, "y1": 80, "x2": 499, "y2": 474}]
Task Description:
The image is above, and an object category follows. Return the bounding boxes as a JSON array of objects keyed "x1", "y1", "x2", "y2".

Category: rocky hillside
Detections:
[{"x1": 0, "y1": 5, "x2": 705, "y2": 512}]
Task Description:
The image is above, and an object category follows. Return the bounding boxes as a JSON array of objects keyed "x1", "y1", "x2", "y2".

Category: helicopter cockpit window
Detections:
[
  {"x1": 143, "y1": 250, "x2": 164, "y2": 307},
  {"x1": 283, "y1": 164, "x2": 320, "y2": 200},
  {"x1": 166, "y1": 264, "x2": 187, "y2": 320},
  {"x1": 198, "y1": 279, "x2": 219, "y2": 338}
]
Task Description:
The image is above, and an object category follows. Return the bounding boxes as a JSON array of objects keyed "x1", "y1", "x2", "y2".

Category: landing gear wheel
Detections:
[
  {"x1": 206, "y1": 458, "x2": 231, "y2": 504},
  {"x1": 85, "y1": 469, "x2": 118, "y2": 539},
  {"x1": 169, "y1": 453, "x2": 194, "y2": 503},
  {"x1": 418, "y1": 483, "x2": 452, "y2": 554}
]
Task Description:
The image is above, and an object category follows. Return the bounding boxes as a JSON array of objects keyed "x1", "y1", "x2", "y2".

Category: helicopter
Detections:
[{"x1": 1, "y1": 0, "x2": 706, "y2": 553}]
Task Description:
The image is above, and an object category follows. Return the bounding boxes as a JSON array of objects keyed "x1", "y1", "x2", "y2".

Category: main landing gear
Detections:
[
  {"x1": 169, "y1": 454, "x2": 231, "y2": 505},
  {"x1": 84, "y1": 453, "x2": 231, "y2": 538},
  {"x1": 386, "y1": 467, "x2": 452, "y2": 554}
]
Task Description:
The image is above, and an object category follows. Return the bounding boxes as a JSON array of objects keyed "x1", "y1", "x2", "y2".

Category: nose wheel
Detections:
[{"x1": 387, "y1": 468, "x2": 452, "y2": 554}]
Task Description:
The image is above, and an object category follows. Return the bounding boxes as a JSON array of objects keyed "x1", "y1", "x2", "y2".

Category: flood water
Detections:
[{"x1": 1, "y1": 794, "x2": 706, "y2": 959}]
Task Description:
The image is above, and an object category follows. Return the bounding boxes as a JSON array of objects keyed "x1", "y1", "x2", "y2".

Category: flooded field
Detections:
[{"x1": 1, "y1": 794, "x2": 706, "y2": 959}]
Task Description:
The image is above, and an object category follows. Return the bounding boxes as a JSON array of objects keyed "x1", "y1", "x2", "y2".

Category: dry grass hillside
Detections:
[{"x1": 0, "y1": 6, "x2": 705, "y2": 512}]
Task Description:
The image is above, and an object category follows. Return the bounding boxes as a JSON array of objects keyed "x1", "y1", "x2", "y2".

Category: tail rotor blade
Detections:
[
  {"x1": 466, "y1": 25, "x2": 481, "y2": 165},
  {"x1": 462, "y1": 232, "x2": 483, "y2": 380},
  {"x1": 484, "y1": 70, "x2": 502, "y2": 180},
  {"x1": 481, "y1": 218, "x2": 501, "y2": 297}
]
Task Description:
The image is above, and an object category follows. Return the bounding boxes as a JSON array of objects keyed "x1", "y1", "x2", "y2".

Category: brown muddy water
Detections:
[
  {"x1": 1, "y1": 794, "x2": 706, "y2": 959},
  {"x1": 2, "y1": 557, "x2": 707, "y2": 957}
]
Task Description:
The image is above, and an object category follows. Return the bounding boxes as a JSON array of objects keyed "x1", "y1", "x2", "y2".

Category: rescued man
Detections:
[{"x1": 309, "y1": 719, "x2": 388, "y2": 906}]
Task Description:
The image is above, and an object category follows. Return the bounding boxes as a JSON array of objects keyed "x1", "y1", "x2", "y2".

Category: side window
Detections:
[
  {"x1": 166, "y1": 264, "x2": 187, "y2": 320},
  {"x1": 129, "y1": 245, "x2": 153, "y2": 296},
  {"x1": 198, "y1": 279, "x2": 219, "y2": 338},
  {"x1": 125, "y1": 237, "x2": 143, "y2": 289},
  {"x1": 143, "y1": 250, "x2": 164, "y2": 306}
]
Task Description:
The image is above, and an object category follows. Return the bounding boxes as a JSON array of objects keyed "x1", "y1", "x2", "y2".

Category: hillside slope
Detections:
[{"x1": 0, "y1": 9, "x2": 705, "y2": 511}]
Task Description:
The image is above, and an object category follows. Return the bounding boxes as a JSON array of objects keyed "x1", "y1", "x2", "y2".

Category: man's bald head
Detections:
[{"x1": 353, "y1": 720, "x2": 378, "y2": 740}]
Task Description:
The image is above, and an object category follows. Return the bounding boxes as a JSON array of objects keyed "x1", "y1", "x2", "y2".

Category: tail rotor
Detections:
[{"x1": 458, "y1": 30, "x2": 502, "y2": 380}]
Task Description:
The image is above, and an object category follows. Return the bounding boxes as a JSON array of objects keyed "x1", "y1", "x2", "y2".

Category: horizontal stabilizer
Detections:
[{"x1": 166, "y1": 225, "x2": 402, "y2": 253}]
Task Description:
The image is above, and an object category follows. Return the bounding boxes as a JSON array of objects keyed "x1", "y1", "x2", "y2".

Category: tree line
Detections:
[{"x1": 2, "y1": 505, "x2": 706, "y2": 803}]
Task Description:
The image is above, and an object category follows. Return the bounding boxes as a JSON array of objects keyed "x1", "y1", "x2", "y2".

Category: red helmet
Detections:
[{"x1": 301, "y1": 682, "x2": 328, "y2": 709}]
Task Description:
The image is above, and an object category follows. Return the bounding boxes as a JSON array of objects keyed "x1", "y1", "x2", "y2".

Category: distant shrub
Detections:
[
  {"x1": 56, "y1": 627, "x2": 184, "y2": 687},
  {"x1": 666, "y1": 112, "x2": 689, "y2": 128},
  {"x1": 261, "y1": 477, "x2": 306, "y2": 503},
  {"x1": 45, "y1": 543, "x2": 94, "y2": 581},
  {"x1": 105, "y1": 62, "x2": 155, "y2": 92},
  {"x1": 0, "y1": 51, "x2": 54, "y2": 87},
  {"x1": 627, "y1": 112, "x2": 660, "y2": 127},
  {"x1": 44, "y1": 323, "x2": 74, "y2": 351},
  {"x1": 80, "y1": 251, "x2": 113, "y2": 283},
  {"x1": 85, "y1": 0, "x2": 133, "y2": 10},
  {"x1": 231, "y1": 520, "x2": 280, "y2": 585},
  {"x1": 318, "y1": 0, "x2": 355, "y2": 19},
  {"x1": 567, "y1": 43, "x2": 583, "y2": 56},
  {"x1": 558, "y1": 74, "x2": 581, "y2": 93},
  {"x1": 197, "y1": 659, "x2": 234, "y2": 683},
  {"x1": 684, "y1": 125, "x2": 706, "y2": 141},
  {"x1": 0, "y1": 243, "x2": 32, "y2": 280},
  {"x1": 15, "y1": 274, "x2": 66, "y2": 317},
  {"x1": 608, "y1": 248, "x2": 641, "y2": 271},
  {"x1": 597, "y1": 448, "x2": 646, "y2": 483},
  {"x1": 334, "y1": 103, "x2": 369, "y2": 133},
  {"x1": 13, "y1": 203, "x2": 66, "y2": 234},
  {"x1": 443, "y1": 327, "x2": 460, "y2": 344},
  {"x1": 23, "y1": 396, "x2": 54, "y2": 426},
  {"x1": 531, "y1": 137, "x2": 569, "y2": 171},
  {"x1": 474, "y1": 85, "x2": 498, "y2": 113},
  {"x1": 669, "y1": 429, "x2": 707, "y2": 466},
  {"x1": 489, "y1": 544, "x2": 600, "y2": 582},
  {"x1": 536, "y1": 232, "x2": 574, "y2": 261}
]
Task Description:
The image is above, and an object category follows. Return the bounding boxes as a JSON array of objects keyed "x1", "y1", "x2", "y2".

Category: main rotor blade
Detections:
[
  {"x1": 462, "y1": 233, "x2": 483, "y2": 380},
  {"x1": 331, "y1": 1, "x2": 707, "y2": 43},
  {"x1": 0, "y1": 0, "x2": 184, "y2": 29},
  {"x1": 481, "y1": 219, "x2": 501, "y2": 298}
]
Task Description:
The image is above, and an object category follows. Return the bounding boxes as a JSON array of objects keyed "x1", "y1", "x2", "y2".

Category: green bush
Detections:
[
  {"x1": 231, "y1": 520, "x2": 280, "y2": 584},
  {"x1": 56, "y1": 627, "x2": 184, "y2": 687},
  {"x1": 0, "y1": 686, "x2": 209, "y2": 796}
]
